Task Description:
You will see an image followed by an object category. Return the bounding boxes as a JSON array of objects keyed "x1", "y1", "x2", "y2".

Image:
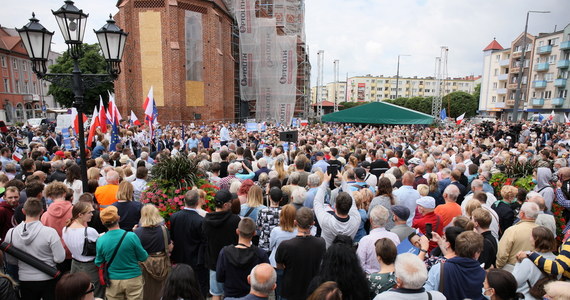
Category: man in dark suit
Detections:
[
  {"x1": 450, "y1": 169, "x2": 467, "y2": 205},
  {"x1": 170, "y1": 190, "x2": 209, "y2": 297},
  {"x1": 45, "y1": 131, "x2": 59, "y2": 154}
]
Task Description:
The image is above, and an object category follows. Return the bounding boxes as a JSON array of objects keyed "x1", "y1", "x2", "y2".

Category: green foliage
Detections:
[
  {"x1": 150, "y1": 155, "x2": 205, "y2": 187},
  {"x1": 384, "y1": 92, "x2": 478, "y2": 117},
  {"x1": 503, "y1": 160, "x2": 537, "y2": 179},
  {"x1": 48, "y1": 43, "x2": 113, "y2": 111},
  {"x1": 338, "y1": 101, "x2": 369, "y2": 110},
  {"x1": 473, "y1": 83, "x2": 481, "y2": 101}
]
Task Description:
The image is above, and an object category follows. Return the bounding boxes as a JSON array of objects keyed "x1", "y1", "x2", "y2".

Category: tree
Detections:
[
  {"x1": 48, "y1": 43, "x2": 113, "y2": 111},
  {"x1": 442, "y1": 91, "x2": 478, "y2": 118}
]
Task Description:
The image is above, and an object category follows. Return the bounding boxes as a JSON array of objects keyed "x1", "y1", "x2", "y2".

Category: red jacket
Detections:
[
  {"x1": 0, "y1": 201, "x2": 17, "y2": 240},
  {"x1": 412, "y1": 211, "x2": 444, "y2": 252}
]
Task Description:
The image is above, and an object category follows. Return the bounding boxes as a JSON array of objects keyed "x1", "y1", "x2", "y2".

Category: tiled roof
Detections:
[{"x1": 483, "y1": 39, "x2": 504, "y2": 51}]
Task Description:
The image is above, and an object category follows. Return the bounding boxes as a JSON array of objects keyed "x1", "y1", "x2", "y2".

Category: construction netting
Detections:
[{"x1": 226, "y1": 0, "x2": 305, "y2": 125}]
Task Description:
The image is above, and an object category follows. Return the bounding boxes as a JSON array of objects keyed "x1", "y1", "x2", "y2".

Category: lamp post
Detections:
[
  {"x1": 395, "y1": 54, "x2": 410, "y2": 100},
  {"x1": 512, "y1": 10, "x2": 549, "y2": 122},
  {"x1": 18, "y1": 0, "x2": 128, "y2": 192}
]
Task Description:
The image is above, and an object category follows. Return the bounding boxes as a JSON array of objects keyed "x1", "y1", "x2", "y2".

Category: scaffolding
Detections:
[
  {"x1": 224, "y1": 0, "x2": 309, "y2": 124},
  {"x1": 432, "y1": 46, "x2": 449, "y2": 119}
]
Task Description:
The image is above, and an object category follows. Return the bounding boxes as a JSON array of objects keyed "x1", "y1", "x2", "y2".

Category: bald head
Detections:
[
  {"x1": 248, "y1": 263, "x2": 276, "y2": 296},
  {"x1": 528, "y1": 195, "x2": 546, "y2": 212},
  {"x1": 402, "y1": 172, "x2": 415, "y2": 186},
  {"x1": 559, "y1": 167, "x2": 570, "y2": 181}
]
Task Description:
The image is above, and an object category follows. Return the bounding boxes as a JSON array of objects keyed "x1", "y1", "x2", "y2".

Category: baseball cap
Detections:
[
  {"x1": 416, "y1": 196, "x2": 436, "y2": 209},
  {"x1": 100, "y1": 206, "x2": 120, "y2": 224},
  {"x1": 354, "y1": 168, "x2": 366, "y2": 180},
  {"x1": 214, "y1": 189, "x2": 232, "y2": 206},
  {"x1": 315, "y1": 151, "x2": 325, "y2": 157},
  {"x1": 391, "y1": 205, "x2": 410, "y2": 221},
  {"x1": 388, "y1": 157, "x2": 399, "y2": 164},
  {"x1": 360, "y1": 161, "x2": 371, "y2": 169},
  {"x1": 408, "y1": 158, "x2": 422, "y2": 165}
]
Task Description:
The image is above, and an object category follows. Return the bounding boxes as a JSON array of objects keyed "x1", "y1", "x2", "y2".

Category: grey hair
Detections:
[
  {"x1": 291, "y1": 188, "x2": 306, "y2": 205},
  {"x1": 288, "y1": 172, "x2": 301, "y2": 185},
  {"x1": 394, "y1": 253, "x2": 428, "y2": 289},
  {"x1": 250, "y1": 264, "x2": 277, "y2": 295},
  {"x1": 258, "y1": 158, "x2": 268, "y2": 168},
  {"x1": 51, "y1": 160, "x2": 63, "y2": 171},
  {"x1": 470, "y1": 179, "x2": 484, "y2": 190},
  {"x1": 307, "y1": 174, "x2": 320, "y2": 187},
  {"x1": 521, "y1": 202, "x2": 540, "y2": 220},
  {"x1": 369, "y1": 205, "x2": 389, "y2": 228},
  {"x1": 444, "y1": 184, "x2": 460, "y2": 201}
]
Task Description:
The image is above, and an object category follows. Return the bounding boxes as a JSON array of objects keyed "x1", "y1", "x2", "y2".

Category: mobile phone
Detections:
[
  {"x1": 425, "y1": 223, "x2": 433, "y2": 239},
  {"x1": 327, "y1": 165, "x2": 338, "y2": 178}
]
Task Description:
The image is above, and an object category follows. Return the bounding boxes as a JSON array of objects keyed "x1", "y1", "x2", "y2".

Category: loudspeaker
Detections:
[{"x1": 279, "y1": 131, "x2": 298, "y2": 143}]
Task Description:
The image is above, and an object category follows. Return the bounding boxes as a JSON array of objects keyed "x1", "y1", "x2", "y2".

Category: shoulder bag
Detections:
[
  {"x1": 81, "y1": 227, "x2": 97, "y2": 257},
  {"x1": 140, "y1": 225, "x2": 172, "y2": 280},
  {"x1": 98, "y1": 231, "x2": 128, "y2": 287}
]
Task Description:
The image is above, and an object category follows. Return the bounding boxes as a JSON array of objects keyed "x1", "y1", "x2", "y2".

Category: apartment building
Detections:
[{"x1": 479, "y1": 23, "x2": 570, "y2": 121}]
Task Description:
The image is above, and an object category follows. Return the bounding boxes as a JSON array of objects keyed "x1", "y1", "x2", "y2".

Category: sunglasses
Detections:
[{"x1": 84, "y1": 283, "x2": 95, "y2": 295}]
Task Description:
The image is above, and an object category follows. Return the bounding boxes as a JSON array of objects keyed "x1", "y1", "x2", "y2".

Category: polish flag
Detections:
[
  {"x1": 548, "y1": 110, "x2": 555, "y2": 121},
  {"x1": 456, "y1": 113, "x2": 466, "y2": 125},
  {"x1": 87, "y1": 106, "x2": 100, "y2": 148},
  {"x1": 70, "y1": 108, "x2": 87, "y2": 134},
  {"x1": 98, "y1": 97, "x2": 107, "y2": 133},
  {"x1": 565, "y1": 113, "x2": 570, "y2": 125},
  {"x1": 108, "y1": 92, "x2": 122, "y2": 124},
  {"x1": 12, "y1": 151, "x2": 23, "y2": 162},
  {"x1": 143, "y1": 86, "x2": 155, "y2": 137},
  {"x1": 130, "y1": 110, "x2": 141, "y2": 126}
]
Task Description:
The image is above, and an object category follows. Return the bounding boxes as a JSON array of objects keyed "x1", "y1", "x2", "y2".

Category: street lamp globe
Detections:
[
  {"x1": 16, "y1": 13, "x2": 54, "y2": 75},
  {"x1": 95, "y1": 15, "x2": 128, "y2": 76},
  {"x1": 52, "y1": 0, "x2": 88, "y2": 57}
]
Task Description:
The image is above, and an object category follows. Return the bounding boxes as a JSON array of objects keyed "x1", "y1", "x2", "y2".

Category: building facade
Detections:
[
  {"x1": 0, "y1": 27, "x2": 46, "y2": 124},
  {"x1": 312, "y1": 75, "x2": 477, "y2": 104},
  {"x1": 114, "y1": 0, "x2": 237, "y2": 123},
  {"x1": 479, "y1": 23, "x2": 570, "y2": 121}
]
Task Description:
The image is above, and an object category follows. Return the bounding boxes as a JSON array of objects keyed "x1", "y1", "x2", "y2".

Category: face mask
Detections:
[
  {"x1": 532, "y1": 179, "x2": 538, "y2": 184},
  {"x1": 482, "y1": 288, "x2": 491, "y2": 300}
]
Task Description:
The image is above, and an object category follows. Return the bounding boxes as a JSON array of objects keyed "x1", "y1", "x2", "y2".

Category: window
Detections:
[
  {"x1": 548, "y1": 55, "x2": 557, "y2": 64},
  {"x1": 545, "y1": 73, "x2": 554, "y2": 81},
  {"x1": 0, "y1": 56, "x2": 5, "y2": 67},
  {"x1": 14, "y1": 80, "x2": 19, "y2": 93},
  {"x1": 494, "y1": 69, "x2": 499, "y2": 76},
  {"x1": 185, "y1": 11, "x2": 203, "y2": 81},
  {"x1": 12, "y1": 59, "x2": 17, "y2": 69},
  {"x1": 425, "y1": 89, "x2": 430, "y2": 93},
  {"x1": 22, "y1": 61, "x2": 26, "y2": 71},
  {"x1": 496, "y1": 55, "x2": 500, "y2": 62},
  {"x1": 515, "y1": 45, "x2": 521, "y2": 52},
  {"x1": 522, "y1": 76, "x2": 527, "y2": 84},
  {"x1": 23, "y1": 81, "x2": 28, "y2": 93},
  {"x1": 493, "y1": 82, "x2": 498, "y2": 89},
  {"x1": 492, "y1": 96, "x2": 496, "y2": 103},
  {"x1": 3, "y1": 79, "x2": 9, "y2": 93},
  {"x1": 539, "y1": 41, "x2": 544, "y2": 47},
  {"x1": 549, "y1": 38, "x2": 558, "y2": 46}
]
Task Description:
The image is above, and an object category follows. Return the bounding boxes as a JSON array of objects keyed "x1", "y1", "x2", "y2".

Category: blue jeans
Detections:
[{"x1": 209, "y1": 269, "x2": 224, "y2": 296}]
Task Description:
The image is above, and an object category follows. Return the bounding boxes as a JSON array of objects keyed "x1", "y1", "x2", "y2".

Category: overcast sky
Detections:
[{"x1": 3, "y1": 0, "x2": 569, "y2": 86}]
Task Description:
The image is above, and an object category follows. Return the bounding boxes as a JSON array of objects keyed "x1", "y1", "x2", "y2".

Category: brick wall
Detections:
[{"x1": 114, "y1": 0, "x2": 235, "y2": 123}]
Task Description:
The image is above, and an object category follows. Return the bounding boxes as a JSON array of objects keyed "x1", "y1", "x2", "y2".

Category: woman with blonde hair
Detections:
[
  {"x1": 240, "y1": 185, "x2": 267, "y2": 226},
  {"x1": 62, "y1": 201, "x2": 103, "y2": 298},
  {"x1": 492, "y1": 185, "x2": 518, "y2": 236},
  {"x1": 113, "y1": 181, "x2": 143, "y2": 231},
  {"x1": 274, "y1": 157, "x2": 288, "y2": 184},
  {"x1": 464, "y1": 199, "x2": 482, "y2": 218},
  {"x1": 87, "y1": 167, "x2": 101, "y2": 181},
  {"x1": 427, "y1": 173, "x2": 444, "y2": 206},
  {"x1": 134, "y1": 204, "x2": 172, "y2": 300},
  {"x1": 268, "y1": 204, "x2": 298, "y2": 299}
]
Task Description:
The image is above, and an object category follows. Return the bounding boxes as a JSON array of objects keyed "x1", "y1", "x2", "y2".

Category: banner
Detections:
[
  {"x1": 235, "y1": 0, "x2": 259, "y2": 101},
  {"x1": 273, "y1": 35, "x2": 297, "y2": 126},
  {"x1": 257, "y1": 18, "x2": 277, "y2": 121}
]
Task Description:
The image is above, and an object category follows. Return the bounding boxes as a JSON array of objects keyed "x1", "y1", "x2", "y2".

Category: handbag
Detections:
[
  {"x1": 81, "y1": 227, "x2": 97, "y2": 257},
  {"x1": 98, "y1": 231, "x2": 128, "y2": 287},
  {"x1": 140, "y1": 225, "x2": 171, "y2": 280}
]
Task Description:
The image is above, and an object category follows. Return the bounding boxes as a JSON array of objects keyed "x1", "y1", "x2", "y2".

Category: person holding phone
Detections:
[{"x1": 412, "y1": 196, "x2": 443, "y2": 253}]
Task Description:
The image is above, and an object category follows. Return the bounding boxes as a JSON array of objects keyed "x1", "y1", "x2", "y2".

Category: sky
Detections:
[{"x1": 3, "y1": 0, "x2": 570, "y2": 86}]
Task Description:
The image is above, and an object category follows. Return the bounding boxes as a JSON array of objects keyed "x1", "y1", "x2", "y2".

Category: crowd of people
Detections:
[{"x1": 1, "y1": 119, "x2": 570, "y2": 300}]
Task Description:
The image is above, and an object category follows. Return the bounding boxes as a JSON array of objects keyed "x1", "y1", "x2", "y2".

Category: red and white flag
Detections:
[
  {"x1": 108, "y1": 92, "x2": 122, "y2": 124},
  {"x1": 549, "y1": 110, "x2": 555, "y2": 121},
  {"x1": 12, "y1": 151, "x2": 22, "y2": 162},
  {"x1": 87, "y1": 106, "x2": 100, "y2": 147},
  {"x1": 565, "y1": 113, "x2": 570, "y2": 125},
  {"x1": 130, "y1": 110, "x2": 141, "y2": 126},
  {"x1": 456, "y1": 112, "x2": 466, "y2": 125},
  {"x1": 98, "y1": 96, "x2": 107, "y2": 133},
  {"x1": 70, "y1": 108, "x2": 87, "y2": 134},
  {"x1": 143, "y1": 86, "x2": 155, "y2": 137}
]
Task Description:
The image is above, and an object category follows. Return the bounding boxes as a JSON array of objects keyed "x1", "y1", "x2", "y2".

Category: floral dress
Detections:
[{"x1": 367, "y1": 271, "x2": 397, "y2": 298}]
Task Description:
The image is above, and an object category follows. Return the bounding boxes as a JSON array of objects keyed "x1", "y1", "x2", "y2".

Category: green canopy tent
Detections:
[{"x1": 321, "y1": 102, "x2": 434, "y2": 125}]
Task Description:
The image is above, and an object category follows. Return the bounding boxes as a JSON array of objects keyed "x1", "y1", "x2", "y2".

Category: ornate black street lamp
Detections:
[{"x1": 17, "y1": 0, "x2": 128, "y2": 192}]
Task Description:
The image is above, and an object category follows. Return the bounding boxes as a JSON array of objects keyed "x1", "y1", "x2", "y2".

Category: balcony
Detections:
[
  {"x1": 561, "y1": 41, "x2": 570, "y2": 50},
  {"x1": 512, "y1": 51, "x2": 522, "y2": 58},
  {"x1": 537, "y1": 45, "x2": 553, "y2": 54},
  {"x1": 510, "y1": 67, "x2": 520, "y2": 73},
  {"x1": 552, "y1": 98, "x2": 565, "y2": 106},
  {"x1": 496, "y1": 88, "x2": 507, "y2": 95},
  {"x1": 507, "y1": 83, "x2": 518, "y2": 89},
  {"x1": 558, "y1": 60, "x2": 570, "y2": 68},
  {"x1": 498, "y1": 73, "x2": 509, "y2": 81},
  {"x1": 535, "y1": 62, "x2": 550, "y2": 71},
  {"x1": 554, "y1": 78, "x2": 567, "y2": 87},
  {"x1": 506, "y1": 100, "x2": 515, "y2": 106},
  {"x1": 533, "y1": 80, "x2": 548, "y2": 88},
  {"x1": 499, "y1": 59, "x2": 510, "y2": 67},
  {"x1": 494, "y1": 102, "x2": 506, "y2": 109},
  {"x1": 532, "y1": 98, "x2": 545, "y2": 106}
]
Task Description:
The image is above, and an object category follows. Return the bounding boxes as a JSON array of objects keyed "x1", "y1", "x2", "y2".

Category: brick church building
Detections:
[{"x1": 114, "y1": 0, "x2": 237, "y2": 123}]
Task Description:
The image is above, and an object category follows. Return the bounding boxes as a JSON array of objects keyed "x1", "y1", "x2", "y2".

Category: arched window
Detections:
[
  {"x1": 15, "y1": 103, "x2": 24, "y2": 122},
  {"x1": 3, "y1": 102, "x2": 12, "y2": 123},
  {"x1": 25, "y1": 103, "x2": 33, "y2": 120},
  {"x1": 34, "y1": 104, "x2": 41, "y2": 118}
]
